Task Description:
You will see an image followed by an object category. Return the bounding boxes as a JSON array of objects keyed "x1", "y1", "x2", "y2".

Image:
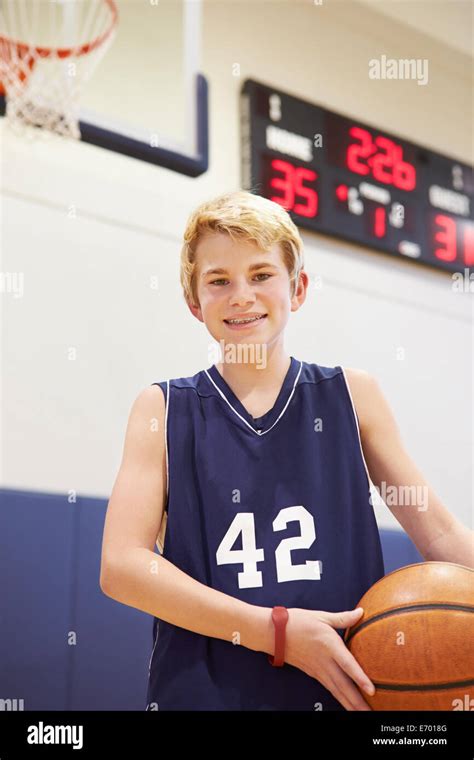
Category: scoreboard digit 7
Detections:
[{"x1": 240, "y1": 79, "x2": 474, "y2": 276}]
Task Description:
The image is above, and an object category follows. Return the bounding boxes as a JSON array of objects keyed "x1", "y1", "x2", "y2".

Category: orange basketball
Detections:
[{"x1": 344, "y1": 562, "x2": 474, "y2": 710}]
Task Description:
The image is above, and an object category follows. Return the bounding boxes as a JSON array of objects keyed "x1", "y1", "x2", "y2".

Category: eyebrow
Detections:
[{"x1": 201, "y1": 262, "x2": 278, "y2": 278}]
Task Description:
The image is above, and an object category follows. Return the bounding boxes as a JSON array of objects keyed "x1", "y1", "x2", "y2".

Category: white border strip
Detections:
[
  {"x1": 164, "y1": 379, "x2": 170, "y2": 505},
  {"x1": 147, "y1": 620, "x2": 160, "y2": 678},
  {"x1": 147, "y1": 378, "x2": 169, "y2": 683},
  {"x1": 339, "y1": 366, "x2": 372, "y2": 492},
  {"x1": 203, "y1": 361, "x2": 303, "y2": 437}
]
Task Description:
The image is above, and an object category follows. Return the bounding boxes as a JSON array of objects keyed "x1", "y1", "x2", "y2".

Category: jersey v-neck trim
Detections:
[{"x1": 203, "y1": 356, "x2": 303, "y2": 436}]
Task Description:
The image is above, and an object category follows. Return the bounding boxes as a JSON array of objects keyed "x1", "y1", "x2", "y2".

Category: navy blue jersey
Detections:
[{"x1": 145, "y1": 356, "x2": 385, "y2": 710}]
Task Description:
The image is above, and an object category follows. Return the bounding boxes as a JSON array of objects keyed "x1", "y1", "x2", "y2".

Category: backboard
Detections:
[{"x1": 0, "y1": 0, "x2": 208, "y2": 176}]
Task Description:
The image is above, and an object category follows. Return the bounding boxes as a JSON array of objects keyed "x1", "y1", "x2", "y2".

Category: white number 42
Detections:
[{"x1": 216, "y1": 505, "x2": 322, "y2": 589}]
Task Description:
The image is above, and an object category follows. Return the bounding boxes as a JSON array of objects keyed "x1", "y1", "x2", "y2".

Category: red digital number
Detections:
[
  {"x1": 433, "y1": 214, "x2": 457, "y2": 262},
  {"x1": 462, "y1": 222, "x2": 474, "y2": 266},
  {"x1": 269, "y1": 159, "x2": 318, "y2": 218},
  {"x1": 374, "y1": 207, "x2": 386, "y2": 238},
  {"x1": 347, "y1": 126, "x2": 416, "y2": 191},
  {"x1": 371, "y1": 136, "x2": 394, "y2": 184},
  {"x1": 433, "y1": 215, "x2": 474, "y2": 267},
  {"x1": 347, "y1": 127, "x2": 373, "y2": 176}
]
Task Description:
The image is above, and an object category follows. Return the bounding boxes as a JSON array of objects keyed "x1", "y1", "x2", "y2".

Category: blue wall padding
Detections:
[{"x1": 0, "y1": 487, "x2": 423, "y2": 710}]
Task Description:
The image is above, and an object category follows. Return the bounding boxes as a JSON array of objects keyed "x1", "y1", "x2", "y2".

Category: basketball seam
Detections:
[
  {"x1": 372, "y1": 678, "x2": 474, "y2": 691},
  {"x1": 345, "y1": 602, "x2": 474, "y2": 645}
]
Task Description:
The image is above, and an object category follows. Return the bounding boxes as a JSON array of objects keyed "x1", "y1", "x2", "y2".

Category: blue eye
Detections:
[{"x1": 210, "y1": 274, "x2": 272, "y2": 286}]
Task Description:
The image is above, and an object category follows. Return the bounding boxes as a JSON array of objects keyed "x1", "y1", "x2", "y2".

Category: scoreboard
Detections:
[{"x1": 240, "y1": 79, "x2": 474, "y2": 275}]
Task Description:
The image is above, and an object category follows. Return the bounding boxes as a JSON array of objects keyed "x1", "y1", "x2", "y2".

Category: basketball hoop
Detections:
[{"x1": 0, "y1": 0, "x2": 118, "y2": 139}]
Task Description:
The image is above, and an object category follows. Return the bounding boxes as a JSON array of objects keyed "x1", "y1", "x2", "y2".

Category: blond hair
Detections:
[{"x1": 180, "y1": 190, "x2": 305, "y2": 307}]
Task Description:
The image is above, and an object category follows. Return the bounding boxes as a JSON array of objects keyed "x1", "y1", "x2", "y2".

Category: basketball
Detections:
[{"x1": 344, "y1": 562, "x2": 474, "y2": 710}]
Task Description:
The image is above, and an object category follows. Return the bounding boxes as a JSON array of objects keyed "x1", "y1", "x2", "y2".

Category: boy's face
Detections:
[{"x1": 188, "y1": 231, "x2": 308, "y2": 347}]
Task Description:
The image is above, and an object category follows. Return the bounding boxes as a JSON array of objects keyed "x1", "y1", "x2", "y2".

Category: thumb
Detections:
[{"x1": 325, "y1": 607, "x2": 364, "y2": 630}]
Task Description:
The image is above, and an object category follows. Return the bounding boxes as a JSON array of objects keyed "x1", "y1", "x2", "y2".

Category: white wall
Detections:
[{"x1": 1, "y1": 0, "x2": 472, "y2": 531}]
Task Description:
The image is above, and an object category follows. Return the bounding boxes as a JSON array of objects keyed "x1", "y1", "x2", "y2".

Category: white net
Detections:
[{"x1": 0, "y1": 0, "x2": 118, "y2": 139}]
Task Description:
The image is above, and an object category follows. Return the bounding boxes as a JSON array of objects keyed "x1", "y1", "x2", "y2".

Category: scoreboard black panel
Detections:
[{"x1": 240, "y1": 79, "x2": 474, "y2": 275}]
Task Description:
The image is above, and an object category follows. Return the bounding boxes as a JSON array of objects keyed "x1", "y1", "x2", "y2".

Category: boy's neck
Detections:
[{"x1": 215, "y1": 346, "x2": 292, "y2": 393}]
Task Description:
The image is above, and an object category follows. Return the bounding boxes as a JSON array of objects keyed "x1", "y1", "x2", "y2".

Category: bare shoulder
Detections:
[
  {"x1": 342, "y1": 366, "x2": 373, "y2": 391},
  {"x1": 125, "y1": 384, "x2": 166, "y2": 445},
  {"x1": 340, "y1": 366, "x2": 376, "y2": 435},
  {"x1": 134, "y1": 382, "x2": 166, "y2": 409},
  {"x1": 120, "y1": 383, "x2": 168, "y2": 490},
  {"x1": 100, "y1": 383, "x2": 169, "y2": 580},
  {"x1": 118, "y1": 382, "x2": 168, "y2": 497}
]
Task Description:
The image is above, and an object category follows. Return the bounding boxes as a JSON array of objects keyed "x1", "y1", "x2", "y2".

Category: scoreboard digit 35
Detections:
[{"x1": 240, "y1": 79, "x2": 474, "y2": 276}]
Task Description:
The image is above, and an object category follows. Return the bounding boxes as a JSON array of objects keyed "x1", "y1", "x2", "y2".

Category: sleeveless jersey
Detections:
[{"x1": 145, "y1": 356, "x2": 385, "y2": 711}]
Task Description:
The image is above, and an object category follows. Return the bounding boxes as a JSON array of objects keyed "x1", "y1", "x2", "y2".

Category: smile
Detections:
[
  {"x1": 224, "y1": 314, "x2": 268, "y2": 330},
  {"x1": 224, "y1": 314, "x2": 267, "y2": 325}
]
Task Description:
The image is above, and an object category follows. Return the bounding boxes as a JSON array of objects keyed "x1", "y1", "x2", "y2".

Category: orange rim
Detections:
[{"x1": 0, "y1": 0, "x2": 118, "y2": 97}]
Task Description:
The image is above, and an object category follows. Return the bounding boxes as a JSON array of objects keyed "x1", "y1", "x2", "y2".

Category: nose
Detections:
[{"x1": 228, "y1": 277, "x2": 256, "y2": 307}]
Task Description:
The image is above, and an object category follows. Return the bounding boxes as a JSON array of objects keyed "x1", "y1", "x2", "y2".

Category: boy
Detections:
[{"x1": 100, "y1": 191, "x2": 473, "y2": 711}]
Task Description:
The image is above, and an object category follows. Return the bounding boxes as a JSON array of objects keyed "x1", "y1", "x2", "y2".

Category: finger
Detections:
[
  {"x1": 323, "y1": 607, "x2": 364, "y2": 630},
  {"x1": 329, "y1": 666, "x2": 373, "y2": 711},
  {"x1": 333, "y1": 644, "x2": 375, "y2": 697},
  {"x1": 323, "y1": 675, "x2": 354, "y2": 711}
]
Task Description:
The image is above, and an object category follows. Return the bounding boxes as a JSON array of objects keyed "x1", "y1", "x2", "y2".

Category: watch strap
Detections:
[{"x1": 268, "y1": 606, "x2": 289, "y2": 667}]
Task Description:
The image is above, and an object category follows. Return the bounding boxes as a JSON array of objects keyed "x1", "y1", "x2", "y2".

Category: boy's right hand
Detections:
[{"x1": 284, "y1": 607, "x2": 375, "y2": 711}]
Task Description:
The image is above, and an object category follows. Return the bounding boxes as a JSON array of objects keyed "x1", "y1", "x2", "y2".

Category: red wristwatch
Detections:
[{"x1": 268, "y1": 606, "x2": 289, "y2": 667}]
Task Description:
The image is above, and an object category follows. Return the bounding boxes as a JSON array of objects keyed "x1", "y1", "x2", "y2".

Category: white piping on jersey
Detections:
[
  {"x1": 148, "y1": 620, "x2": 160, "y2": 677},
  {"x1": 147, "y1": 380, "x2": 168, "y2": 683},
  {"x1": 203, "y1": 361, "x2": 303, "y2": 436},
  {"x1": 339, "y1": 367, "x2": 372, "y2": 493},
  {"x1": 165, "y1": 380, "x2": 170, "y2": 504}
]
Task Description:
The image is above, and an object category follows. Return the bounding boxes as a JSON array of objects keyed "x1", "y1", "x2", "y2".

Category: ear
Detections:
[
  {"x1": 290, "y1": 270, "x2": 309, "y2": 312},
  {"x1": 187, "y1": 299, "x2": 205, "y2": 323}
]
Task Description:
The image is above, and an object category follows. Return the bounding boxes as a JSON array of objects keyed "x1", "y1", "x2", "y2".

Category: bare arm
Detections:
[
  {"x1": 102, "y1": 546, "x2": 275, "y2": 653},
  {"x1": 99, "y1": 384, "x2": 274, "y2": 655},
  {"x1": 344, "y1": 368, "x2": 474, "y2": 568}
]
